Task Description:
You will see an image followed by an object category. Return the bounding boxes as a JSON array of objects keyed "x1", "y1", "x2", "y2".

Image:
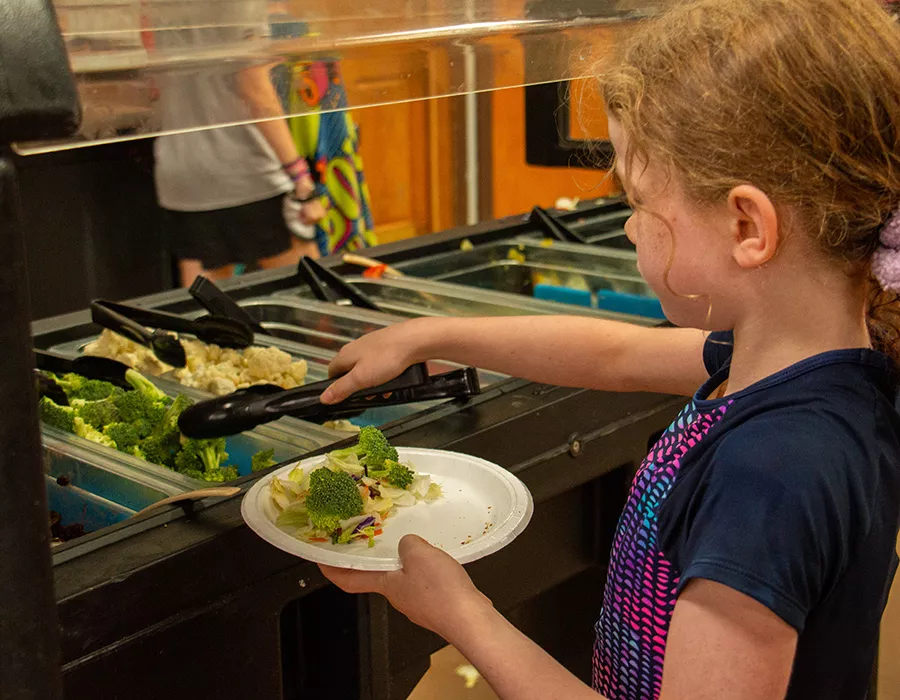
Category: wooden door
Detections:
[
  {"x1": 487, "y1": 30, "x2": 621, "y2": 219},
  {"x1": 340, "y1": 44, "x2": 460, "y2": 243}
]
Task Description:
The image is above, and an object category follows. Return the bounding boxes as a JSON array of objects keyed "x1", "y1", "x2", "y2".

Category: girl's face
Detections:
[{"x1": 608, "y1": 118, "x2": 735, "y2": 329}]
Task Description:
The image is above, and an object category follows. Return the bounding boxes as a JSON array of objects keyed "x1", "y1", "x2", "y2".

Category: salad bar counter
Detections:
[{"x1": 36, "y1": 201, "x2": 688, "y2": 700}]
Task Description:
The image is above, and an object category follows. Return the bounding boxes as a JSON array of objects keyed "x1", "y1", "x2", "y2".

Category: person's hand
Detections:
[
  {"x1": 295, "y1": 174, "x2": 326, "y2": 224},
  {"x1": 320, "y1": 318, "x2": 433, "y2": 403},
  {"x1": 319, "y1": 534, "x2": 493, "y2": 638},
  {"x1": 300, "y1": 198, "x2": 326, "y2": 224}
]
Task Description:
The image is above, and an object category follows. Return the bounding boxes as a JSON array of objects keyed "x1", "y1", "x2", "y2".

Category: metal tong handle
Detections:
[
  {"x1": 297, "y1": 256, "x2": 382, "y2": 311},
  {"x1": 530, "y1": 206, "x2": 589, "y2": 245},
  {"x1": 189, "y1": 276, "x2": 264, "y2": 334}
]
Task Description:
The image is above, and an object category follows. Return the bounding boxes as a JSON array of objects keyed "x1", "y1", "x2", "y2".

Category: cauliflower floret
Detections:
[
  {"x1": 219, "y1": 348, "x2": 243, "y2": 367},
  {"x1": 207, "y1": 376, "x2": 238, "y2": 395},
  {"x1": 287, "y1": 359, "x2": 308, "y2": 384},
  {"x1": 183, "y1": 339, "x2": 210, "y2": 363},
  {"x1": 83, "y1": 330, "x2": 308, "y2": 396},
  {"x1": 245, "y1": 346, "x2": 292, "y2": 381},
  {"x1": 84, "y1": 329, "x2": 172, "y2": 377}
]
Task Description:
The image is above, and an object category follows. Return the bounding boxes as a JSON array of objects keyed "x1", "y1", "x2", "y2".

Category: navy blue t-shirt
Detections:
[{"x1": 593, "y1": 332, "x2": 900, "y2": 700}]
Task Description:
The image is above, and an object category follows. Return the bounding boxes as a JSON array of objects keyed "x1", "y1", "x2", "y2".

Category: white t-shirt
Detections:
[{"x1": 153, "y1": 19, "x2": 292, "y2": 211}]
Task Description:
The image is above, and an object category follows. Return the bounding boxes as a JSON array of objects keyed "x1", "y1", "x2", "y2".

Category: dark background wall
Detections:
[{"x1": 14, "y1": 139, "x2": 173, "y2": 320}]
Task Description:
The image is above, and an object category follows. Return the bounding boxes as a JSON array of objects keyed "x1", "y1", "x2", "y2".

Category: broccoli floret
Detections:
[
  {"x1": 103, "y1": 422, "x2": 141, "y2": 452},
  {"x1": 52, "y1": 373, "x2": 122, "y2": 402},
  {"x1": 174, "y1": 437, "x2": 231, "y2": 481},
  {"x1": 174, "y1": 437, "x2": 239, "y2": 482},
  {"x1": 153, "y1": 394, "x2": 193, "y2": 438},
  {"x1": 76, "y1": 398, "x2": 120, "y2": 430},
  {"x1": 132, "y1": 418, "x2": 155, "y2": 439},
  {"x1": 305, "y1": 468, "x2": 364, "y2": 534},
  {"x1": 140, "y1": 433, "x2": 178, "y2": 468},
  {"x1": 112, "y1": 390, "x2": 161, "y2": 424},
  {"x1": 251, "y1": 448, "x2": 277, "y2": 473},
  {"x1": 330, "y1": 426, "x2": 398, "y2": 474},
  {"x1": 199, "y1": 465, "x2": 240, "y2": 483},
  {"x1": 358, "y1": 426, "x2": 398, "y2": 468},
  {"x1": 125, "y1": 369, "x2": 170, "y2": 403},
  {"x1": 39, "y1": 397, "x2": 76, "y2": 433},
  {"x1": 73, "y1": 417, "x2": 116, "y2": 448},
  {"x1": 370, "y1": 459, "x2": 415, "y2": 489}
]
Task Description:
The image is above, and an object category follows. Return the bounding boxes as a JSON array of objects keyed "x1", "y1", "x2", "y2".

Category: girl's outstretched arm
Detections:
[{"x1": 322, "y1": 316, "x2": 709, "y2": 404}]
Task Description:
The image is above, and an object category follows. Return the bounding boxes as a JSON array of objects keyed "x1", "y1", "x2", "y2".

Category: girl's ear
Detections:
[{"x1": 727, "y1": 185, "x2": 779, "y2": 269}]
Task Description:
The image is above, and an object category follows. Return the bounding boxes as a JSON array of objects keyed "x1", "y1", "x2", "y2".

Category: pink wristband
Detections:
[{"x1": 282, "y1": 158, "x2": 309, "y2": 182}]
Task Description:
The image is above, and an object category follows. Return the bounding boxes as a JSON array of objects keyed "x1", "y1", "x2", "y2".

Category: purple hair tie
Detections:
[{"x1": 872, "y1": 210, "x2": 900, "y2": 292}]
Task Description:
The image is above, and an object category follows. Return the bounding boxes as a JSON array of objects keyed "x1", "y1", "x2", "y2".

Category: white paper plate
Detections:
[{"x1": 241, "y1": 447, "x2": 534, "y2": 571}]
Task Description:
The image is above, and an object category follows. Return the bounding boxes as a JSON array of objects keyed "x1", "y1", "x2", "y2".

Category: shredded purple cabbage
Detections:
[{"x1": 352, "y1": 516, "x2": 376, "y2": 534}]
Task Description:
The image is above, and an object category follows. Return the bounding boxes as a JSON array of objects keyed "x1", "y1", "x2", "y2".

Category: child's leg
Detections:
[
  {"x1": 257, "y1": 236, "x2": 320, "y2": 270},
  {"x1": 178, "y1": 259, "x2": 235, "y2": 288}
]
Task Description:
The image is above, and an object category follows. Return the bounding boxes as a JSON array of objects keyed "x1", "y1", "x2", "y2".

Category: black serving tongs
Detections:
[
  {"x1": 188, "y1": 276, "x2": 265, "y2": 334},
  {"x1": 33, "y1": 348, "x2": 134, "y2": 405},
  {"x1": 90, "y1": 300, "x2": 255, "y2": 368},
  {"x1": 290, "y1": 367, "x2": 481, "y2": 422},
  {"x1": 177, "y1": 363, "x2": 481, "y2": 438},
  {"x1": 178, "y1": 363, "x2": 428, "y2": 438},
  {"x1": 34, "y1": 348, "x2": 133, "y2": 389},
  {"x1": 296, "y1": 256, "x2": 382, "y2": 311},
  {"x1": 530, "y1": 206, "x2": 589, "y2": 245}
]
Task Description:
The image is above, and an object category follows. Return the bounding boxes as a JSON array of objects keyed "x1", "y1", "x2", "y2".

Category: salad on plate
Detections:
[{"x1": 269, "y1": 427, "x2": 442, "y2": 547}]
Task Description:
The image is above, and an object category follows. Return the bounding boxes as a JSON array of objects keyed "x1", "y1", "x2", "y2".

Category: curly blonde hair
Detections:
[{"x1": 601, "y1": 0, "x2": 900, "y2": 361}]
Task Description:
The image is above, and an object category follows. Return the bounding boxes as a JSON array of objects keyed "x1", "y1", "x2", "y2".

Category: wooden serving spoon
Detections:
[{"x1": 134, "y1": 487, "x2": 241, "y2": 518}]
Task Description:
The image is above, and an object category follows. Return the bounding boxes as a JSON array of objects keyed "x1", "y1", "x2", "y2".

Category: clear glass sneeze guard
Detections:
[{"x1": 15, "y1": 0, "x2": 663, "y2": 153}]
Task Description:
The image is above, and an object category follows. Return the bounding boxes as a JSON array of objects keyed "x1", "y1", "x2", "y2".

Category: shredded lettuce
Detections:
[
  {"x1": 267, "y1": 445, "x2": 442, "y2": 546},
  {"x1": 276, "y1": 502, "x2": 309, "y2": 532}
]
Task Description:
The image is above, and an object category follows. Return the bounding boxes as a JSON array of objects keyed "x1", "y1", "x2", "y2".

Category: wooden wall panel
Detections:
[{"x1": 488, "y1": 40, "x2": 619, "y2": 220}]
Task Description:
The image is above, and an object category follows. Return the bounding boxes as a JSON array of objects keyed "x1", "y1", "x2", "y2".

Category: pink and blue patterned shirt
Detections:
[{"x1": 593, "y1": 332, "x2": 900, "y2": 700}]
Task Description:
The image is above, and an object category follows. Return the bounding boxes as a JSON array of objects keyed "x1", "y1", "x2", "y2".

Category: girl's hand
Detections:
[
  {"x1": 300, "y1": 198, "x2": 325, "y2": 224},
  {"x1": 295, "y1": 174, "x2": 325, "y2": 224},
  {"x1": 321, "y1": 319, "x2": 433, "y2": 403},
  {"x1": 319, "y1": 535, "x2": 492, "y2": 638}
]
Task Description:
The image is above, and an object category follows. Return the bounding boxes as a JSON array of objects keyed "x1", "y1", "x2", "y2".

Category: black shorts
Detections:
[{"x1": 162, "y1": 194, "x2": 292, "y2": 269}]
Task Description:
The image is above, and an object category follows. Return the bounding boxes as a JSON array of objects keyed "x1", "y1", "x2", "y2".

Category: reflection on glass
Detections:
[
  {"x1": 151, "y1": 0, "x2": 324, "y2": 287},
  {"x1": 16, "y1": 0, "x2": 663, "y2": 153}
]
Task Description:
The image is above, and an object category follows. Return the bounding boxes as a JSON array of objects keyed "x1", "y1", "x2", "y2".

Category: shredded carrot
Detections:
[
  {"x1": 309, "y1": 537, "x2": 329, "y2": 542},
  {"x1": 373, "y1": 529, "x2": 383, "y2": 536}
]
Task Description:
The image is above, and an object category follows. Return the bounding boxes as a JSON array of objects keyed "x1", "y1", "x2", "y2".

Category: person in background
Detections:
[
  {"x1": 279, "y1": 59, "x2": 376, "y2": 255},
  {"x1": 316, "y1": 1, "x2": 900, "y2": 699},
  {"x1": 153, "y1": 5, "x2": 324, "y2": 287}
]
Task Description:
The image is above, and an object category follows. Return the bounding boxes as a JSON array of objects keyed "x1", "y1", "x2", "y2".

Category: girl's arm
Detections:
[
  {"x1": 236, "y1": 64, "x2": 304, "y2": 174},
  {"x1": 320, "y1": 537, "x2": 797, "y2": 700},
  {"x1": 236, "y1": 65, "x2": 325, "y2": 221},
  {"x1": 660, "y1": 580, "x2": 797, "y2": 700},
  {"x1": 322, "y1": 315, "x2": 710, "y2": 403}
]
